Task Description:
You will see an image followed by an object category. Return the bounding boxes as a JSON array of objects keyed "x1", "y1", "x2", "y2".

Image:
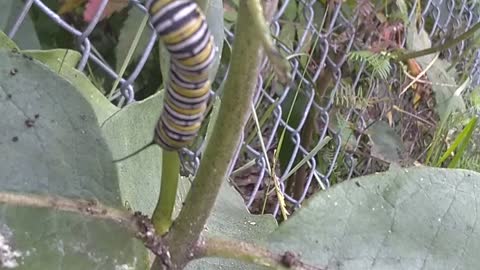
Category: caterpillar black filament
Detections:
[{"x1": 149, "y1": 0, "x2": 215, "y2": 151}]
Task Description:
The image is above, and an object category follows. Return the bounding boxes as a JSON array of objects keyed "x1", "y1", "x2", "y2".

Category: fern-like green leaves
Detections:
[{"x1": 348, "y1": 50, "x2": 392, "y2": 80}]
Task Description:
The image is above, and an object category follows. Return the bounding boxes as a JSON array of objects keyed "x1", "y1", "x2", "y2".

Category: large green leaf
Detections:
[
  {"x1": 22, "y1": 49, "x2": 81, "y2": 70},
  {"x1": 101, "y1": 92, "x2": 164, "y2": 216},
  {"x1": 21, "y1": 48, "x2": 119, "y2": 124},
  {"x1": 266, "y1": 167, "x2": 480, "y2": 270},
  {"x1": 0, "y1": 30, "x2": 19, "y2": 50},
  {"x1": 174, "y1": 179, "x2": 277, "y2": 241},
  {"x1": 0, "y1": 49, "x2": 147, "y2": 269}
]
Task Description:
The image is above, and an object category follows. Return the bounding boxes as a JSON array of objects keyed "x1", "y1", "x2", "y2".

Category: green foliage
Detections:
[
  {"x1": 425, "y1": 78, "x2": 476, "y2": 169},
  {"x1": 348, "y1": 50, "x2": 393, "y2": 80},
  {"x1": 101, "y1": 92, "x2": 164, "y2": 215},
  {"x1": 436, "y1": 116, "x2": 478, "y2": 168},
  {"x1": 458, "y1": 154, "x2": 480, "y2": 172},
  {"x1": 0, "y1": 48, "x2": 147, "y2": 269},
  {"x1": 470, "y1": 86, "x2": 480, "y2": 111},
  {"x1": 267, "y1": 166, "x2": 480, "y2": 269},
  {"x1": 21, "y1": 48, "x2": 120, "y2": 123}
]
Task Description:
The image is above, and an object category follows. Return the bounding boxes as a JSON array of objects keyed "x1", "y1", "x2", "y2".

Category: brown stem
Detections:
[
  {"x1": 0, "y1": 191, "x2": 171, "y2": 264},
  {"x1": 195, "y1": 237, "x2": 325, "y2": 270},
  {"x1": 0, "y1": 192, "x2": 133, "y2": 226}
]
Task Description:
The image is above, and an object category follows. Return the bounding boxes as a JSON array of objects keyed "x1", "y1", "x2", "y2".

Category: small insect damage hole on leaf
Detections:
[
  {"x1": 24, "y1": 119, "x2": 35, "y2": 128},
  {"x1": 6, "y1": 94, "x2": 12, "y2": 100},
  {"x1": 11, "y1": 137, "x2": 18, "y2": 142},
  {"x1": 24, "y1": 114, "x2": 40, "y2": 128},
  {"x1": 281, "y1": 251, "x2": 298, "y2": 267}
]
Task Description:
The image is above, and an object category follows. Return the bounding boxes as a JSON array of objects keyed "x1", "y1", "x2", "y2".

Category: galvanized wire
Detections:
[{"x1": 8, "y1": 0, "x2": 480, "y2": 218}]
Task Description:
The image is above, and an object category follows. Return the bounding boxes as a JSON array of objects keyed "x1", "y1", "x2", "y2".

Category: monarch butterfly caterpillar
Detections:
[{"x1": 149, "y1": 0, "x2": 215, "y2": 151}]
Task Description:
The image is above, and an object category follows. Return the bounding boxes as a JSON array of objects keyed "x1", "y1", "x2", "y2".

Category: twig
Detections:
[
  {"x1": 399, "y1": 53, "x2": 439, "y2": 96},
  {"x1": 392, "y1": 105, "x2": 435, "y2": 127},
  {"x1": 196, "y1": 237, "x2": 325, "y2": 270},
  {"x1": 272, "y1": 150, "x2": 290, "y2": 221},
  {"x1": 402, "y1": 69, "x2": 457, "y2": 87},
  {"x1": 0, "y1": 192, "x2": 131, "y2": 224},
  {"x1": 0, "y1": 191, "x2": 171, "y2": 265},
  {"x1": 395, "y1": 21, "x2": 480, "y2": 61}
]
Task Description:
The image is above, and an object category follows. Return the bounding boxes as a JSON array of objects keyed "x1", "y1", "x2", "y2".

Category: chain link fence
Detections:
[{"x1": 7, "y1": 0, "x2": 480, "y2": 218}]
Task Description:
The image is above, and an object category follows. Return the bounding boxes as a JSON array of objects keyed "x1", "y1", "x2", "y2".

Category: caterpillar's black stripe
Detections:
[
  {"x1": 165, "y1": 23, "x2": 210, "y2": 54},
  {"x1": 171, "y1": 49, "x2": 215, "y2": 74},
  {"x1": 166, "y1": 87, "x2": 209, "y2": 109},
  {"x1": 151, "y1": 1, "x2": 198, "y2": 35},
  {"x1": 150, "y1": 0, "x2": 215, "y2": 151},
  {"x1": 161, "y1": 116, "x2": 200, "y2": 138},
  {"x1": 170, "y1": 66, "x2": 207, "y2": 89},
  {"x1": 163, "y1": 100, "x2": 205, "y2": 123}
]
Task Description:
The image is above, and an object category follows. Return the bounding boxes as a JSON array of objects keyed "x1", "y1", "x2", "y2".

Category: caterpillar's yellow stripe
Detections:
[{"x1": 149, "y1": 0, "x2": 215, "y2": 151}]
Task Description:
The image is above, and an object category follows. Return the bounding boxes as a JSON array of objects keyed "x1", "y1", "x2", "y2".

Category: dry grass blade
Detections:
[{"x1": 251, "y1": 103, "x2": 290, "y2": 220}]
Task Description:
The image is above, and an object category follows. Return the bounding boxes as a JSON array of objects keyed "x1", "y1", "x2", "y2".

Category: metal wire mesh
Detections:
[{"x1": 7, "y1": 0, "x2": 480, "y2": 218}]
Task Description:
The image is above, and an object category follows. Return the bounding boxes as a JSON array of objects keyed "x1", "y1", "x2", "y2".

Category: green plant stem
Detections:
[
  {"x1": 395, "y1": 21, "x2": 480, "y2": 61},
  {"x1": 152, "y1": 150, "x2": 180, "y2": 235},
  {"x1": 195, "y1": 237, "x2": 324, "y2": 270},
  {"x1": 152, "y1": 1, "x2": 269, "y2": 268}
]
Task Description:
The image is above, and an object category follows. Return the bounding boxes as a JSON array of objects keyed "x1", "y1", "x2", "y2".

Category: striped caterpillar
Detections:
[{"x1": 149, "y1": 0, "x2": 215, "y2": 151}]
